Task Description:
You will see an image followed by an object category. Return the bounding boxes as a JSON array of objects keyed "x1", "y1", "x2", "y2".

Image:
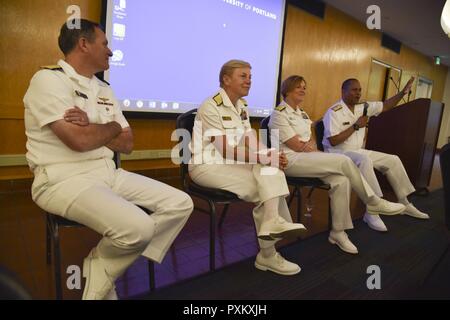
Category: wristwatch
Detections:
[{"x1": 353, "y1": 123, "x2": 360, "y2": 131}]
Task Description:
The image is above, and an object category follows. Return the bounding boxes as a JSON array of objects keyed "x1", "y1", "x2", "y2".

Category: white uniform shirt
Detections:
[
  {"x1": 190, "y1": 88, "x2": 251, "y2": 165},
  {"x1": 322, "y1": 99, "x2": 383, "y2": 152},
  {"x1": 268, "y1": 100, "x2": 312, "y2": 164},
  {"x1": 24, "y1": 60, "x2": 130, "y2": 171}
]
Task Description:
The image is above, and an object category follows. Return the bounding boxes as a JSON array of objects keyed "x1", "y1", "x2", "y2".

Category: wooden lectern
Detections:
[{"x1": 365, "y1": 99, "x2": 445, "y2": 192}]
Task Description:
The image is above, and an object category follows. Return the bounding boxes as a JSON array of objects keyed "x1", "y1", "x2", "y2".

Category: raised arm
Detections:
[{"x1": 383, "y1": 76, "x2": 414, "y2": 112}]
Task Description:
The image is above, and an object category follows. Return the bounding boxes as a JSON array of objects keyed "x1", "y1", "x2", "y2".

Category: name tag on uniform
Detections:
[
  {"x1": 222, "y1": 116, "x2": 232, "y2": 121},
  {"x1": 343, "y1": 121, "x2": 350, "y2": 125},
  {"x1": 75, "y1": 90, "x2": 88, "y2": 99}
]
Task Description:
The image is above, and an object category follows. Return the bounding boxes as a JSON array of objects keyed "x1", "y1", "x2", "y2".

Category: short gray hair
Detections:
[{"x1": 219, "y1": 59, "x2": 251, "y2": 87}]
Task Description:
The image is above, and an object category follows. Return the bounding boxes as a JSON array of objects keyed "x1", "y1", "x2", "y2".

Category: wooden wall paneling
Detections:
[{"x1": 281, "y1": 5, "x2": 448, "y2": 122}]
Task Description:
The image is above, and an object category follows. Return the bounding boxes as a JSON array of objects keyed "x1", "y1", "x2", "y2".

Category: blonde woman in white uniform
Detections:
[
  {"x1": 269, "y1": 75, "x2": 406, "y2": 254},
  {"x1": 189, "y1": 60, "x2": 306, "y2": 275}
]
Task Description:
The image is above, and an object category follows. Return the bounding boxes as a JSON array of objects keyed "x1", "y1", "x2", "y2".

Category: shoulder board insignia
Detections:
[
  {"x1": 332, "y1": 105, "x2": 343, "y2": 112},
  {"x1": 40, "y1": 65, "x2": 63, "y2": 72},
  {"x1": 213, "y1": 93, "x2": 223, "y2": 106},
  {"x1": 275, "y1": 105, "x2": 286, "y2": 112},
  {"x1": 240, "y1": 98, "x2": 248, "y2": 106}
]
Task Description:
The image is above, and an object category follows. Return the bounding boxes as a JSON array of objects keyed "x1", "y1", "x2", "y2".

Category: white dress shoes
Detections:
[
  {"x1": 363, "y1": 212, "x2": 388, "y2": 232},
  {"x1": 367, "y1": 198, "x2": 405, "y2": 216},
  {"x1": 82, "y1": 249, "x2": 116, "y2": 300},
  {"x1": 328, "y1": 231, "x2": 358, "y2": 254},
  {"x1": 258, "y1": 216, "x2": 307, "y2": 241},
  {"x1": 402, "y1": 203, "x2": 430, "y2": 219},
  {"x1": 254, "y1": 252, "x2": 301, "y2": 275}
]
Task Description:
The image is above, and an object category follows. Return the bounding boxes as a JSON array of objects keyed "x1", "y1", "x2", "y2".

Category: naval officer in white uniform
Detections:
[
  {"x1": 322, "y1": 77, "x2": 429, "y2": 231},
  {"x1": 269, "y1": 75, "x2": 405, "y2": 253},
  {"x1": 189, "y1": 60, "x2": 306, "y2": 275},
  {"x1": 24, "y1": 19, "x2": 193, "y2": 299}
]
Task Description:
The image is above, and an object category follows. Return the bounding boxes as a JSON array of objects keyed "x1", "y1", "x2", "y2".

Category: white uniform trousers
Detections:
[
  {"x1": 284, "y1": 152, "x2": 377, "y2": 231},
  {"x1": 33, "y1": 161, "x2": 193, "y2": 279},
  {"x1": 333, "y1": 149, "x2": 415, "y2": 200},
  {"x1": 189, "y1": 163, "x2": 291, "y2": 249}
]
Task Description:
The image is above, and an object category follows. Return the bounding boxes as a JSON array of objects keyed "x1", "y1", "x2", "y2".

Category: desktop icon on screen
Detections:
[
  {"x1": 113, "y1": 23, "x2": 126, "y2": 38},
  {"x1": 115, "y1": 0, "x2": 126, "y2": 11},
  {"x1": 112, "y1": 50, "x2": 124, "y2": 62}
]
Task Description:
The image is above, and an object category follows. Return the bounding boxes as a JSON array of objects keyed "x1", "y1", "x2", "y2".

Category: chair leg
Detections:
[
  {"x1": 207, "y1": 200, "x2": 216, "y2": 271},
  {"x1": 53, "y1": 223, "x2": 63, "y2": 300},
  {"x1": 306, "y1": 187, "x2": 315, "y2": 199},
  {"x1": 296, "y1": 187, "x2": 302, "y2": 223},
  {"x1": 46, "y1": 215, "x2": 52, "y2": 265},
  {"x1": 327, "y1": 197, "x2": 332, "y2": 231},
  {"x1": 148, "y1": 260, "x2": 155, "y2": 291},
  {"x1": 288, "y1": 186, "x2": 297, "y2": 208},
  {"x1": 218, "y1": 204, "x2": 230, "y2": 228}
]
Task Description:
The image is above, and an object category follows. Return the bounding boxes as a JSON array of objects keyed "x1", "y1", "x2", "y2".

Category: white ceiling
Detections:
[{"x1": 321, "y1": 0, "x2": 450, "y2": 67}]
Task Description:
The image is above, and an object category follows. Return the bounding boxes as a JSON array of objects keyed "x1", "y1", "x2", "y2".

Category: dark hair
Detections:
[
  {"x1": 58, "y1": 19, "x2": 103, "y2": 55},
  {"x1": 341, "y1": 78, "x2": 359, "y2": 91},
  {"x1": 281, "y1": 75, "x2": 306, "y2": 99}
]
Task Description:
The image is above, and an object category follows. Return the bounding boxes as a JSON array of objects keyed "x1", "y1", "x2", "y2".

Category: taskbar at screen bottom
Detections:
[{"x1": 119, "y1": 99, "x2": 272, "y2": 117}]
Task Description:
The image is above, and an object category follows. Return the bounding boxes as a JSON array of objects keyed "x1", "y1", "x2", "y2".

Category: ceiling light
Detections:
[{"x1": 441, "y1": 0, "x2": 450, "y2": 37}]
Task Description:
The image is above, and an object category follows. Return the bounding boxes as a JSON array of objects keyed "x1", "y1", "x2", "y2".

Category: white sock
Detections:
[
  {"x1": 399, "y1": 198, "x2": 410, "y2": 206},
  {"x1": 262, "y1": 197, "x2": 279, "y2": 223}
]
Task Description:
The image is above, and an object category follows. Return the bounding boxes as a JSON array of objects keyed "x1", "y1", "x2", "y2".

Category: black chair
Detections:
[
  {"x1": 314, "y1": 118, "x2": 325, "y2": 152},
  {"x1": 440, "y1": 142, "x2": 450, "y2": 230},
  {"x1": 45, "y1": 152, "x2": 155, "y2": 300},
  {"x1": 175, "y1": 109, "x2": 244, "y2": 271},
  {"x1": 0, "y1": 266, "x2": 32, "y2": 300},
  {"x1": 260, "y1": 116, "x2": 331, "y2": 227}
]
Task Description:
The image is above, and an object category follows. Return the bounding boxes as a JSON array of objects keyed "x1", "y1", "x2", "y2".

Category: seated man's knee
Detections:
[
  {"x1": 123, "y1": 216, "x2": 156, "y2": 250},
  {"x1": 330, "y1": 175, "x2": 350, "y2": 191},
  {"x1": 389, "y1": 154, "x2": 402, "y2": 166},
  {"x1": 174, "y1": 192, "x2": 194, "y2": 215},
  {"x1": 357, "y1": 155, "x2": 373, "y2": 169}
]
